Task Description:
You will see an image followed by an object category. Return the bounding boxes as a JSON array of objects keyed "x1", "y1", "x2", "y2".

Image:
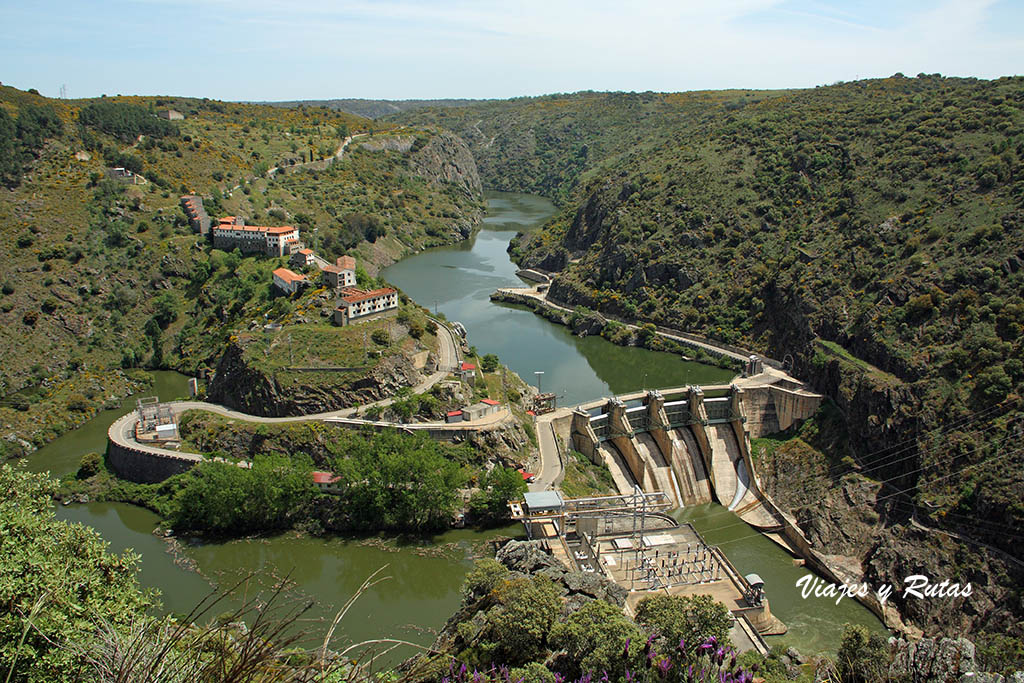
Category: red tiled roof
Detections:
[
  {"x1": 339, "y1": 287, "x2": 397, "y2": 304},
  {"x1": 460, "y1": 362, "x2": 476, "y2": 371},
  {"x1": 336, "y1": 255, "x2": 356, "y2": 270},
  {"x1": 298, "y1": 248, "x2": 313, "y2": 255},
  {"x1": 273, "y1": 268, "x2": 306, "y2": 284},
  {"x1": 265, "y1": 225, "x2": 297, "y2": 235},
  {"x1": 322, "y1": 265, "x2": 341, "y2": 273},
  {"x1": 446, "y1": 410, "x2": 463, "y2": 417},
  {"x1": 312, "y1": 471, "x2": 340, "y2": 484},
  {"x1": 480, "y1": 399, "x2": 500, "y2": 406},
  {"x1": 520, "y1": 471, "x2": 535, "y2": 481}
]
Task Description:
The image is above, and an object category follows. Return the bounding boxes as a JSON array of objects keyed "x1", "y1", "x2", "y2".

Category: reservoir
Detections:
[
  {"x1": 382, "y1": 192, "x2": 734, "y2": 406},
  {"x1": 38, "y1": 191, "x2": 884, "y2": 659}
]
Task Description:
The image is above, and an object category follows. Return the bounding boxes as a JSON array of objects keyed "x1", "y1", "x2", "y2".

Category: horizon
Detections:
[{"x1": 1, "y1": 1, "x2": 1022, "y2": 102}]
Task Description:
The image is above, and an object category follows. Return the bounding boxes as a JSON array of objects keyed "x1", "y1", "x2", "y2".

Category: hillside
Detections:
[
  {"x1": 263, "y1": 97, "x2": 491, "y2": 119},
  {"x1": 0, "y1": 87, "x2": 483, "y2": 455},
  {"x1": 396, "y1": 75, "x2": 1024, "y2": 638}
]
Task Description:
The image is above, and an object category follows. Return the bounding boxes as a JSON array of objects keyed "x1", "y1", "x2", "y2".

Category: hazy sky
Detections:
[{"x1": 1, "y1": 0, "x2": 1021, "y2": 101}]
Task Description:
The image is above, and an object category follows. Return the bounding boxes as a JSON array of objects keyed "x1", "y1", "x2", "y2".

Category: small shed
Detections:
[
  {"x1": 446, "y1": 410, "x2": 464, "y2": 424},
  {"x1": 523, "y1": 490, "x2": 564, "y2": 515}
]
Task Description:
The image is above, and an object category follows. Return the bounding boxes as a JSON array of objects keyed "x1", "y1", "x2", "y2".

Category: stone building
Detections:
[{"x1": 180, "y1": 195, "x2": 210, "y2": 235}]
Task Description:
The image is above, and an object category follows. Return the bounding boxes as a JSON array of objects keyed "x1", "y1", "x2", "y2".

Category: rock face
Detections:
[
  {"x1": 207, "y1": 342, "x2": 424, "y2": 417},
  {"x1": 409, "y1": 131, "x2": 482, "y2": 199},
  {"x1": 495, "y1": 540, "x2": 627, "y2": 608},
  {"x1": 888, "y1": 637, "x2": 977, "y2": 682}
]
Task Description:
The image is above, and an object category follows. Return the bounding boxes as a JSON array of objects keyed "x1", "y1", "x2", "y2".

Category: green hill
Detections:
[
  {"x1": 395, "y1": 75, "x2": 1024, "y2": 638},
  {"x1": 0, "y1": 87, "x2": 483, "y2": 451}
]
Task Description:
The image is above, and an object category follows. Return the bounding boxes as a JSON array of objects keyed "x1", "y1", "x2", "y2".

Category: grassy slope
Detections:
[{"x1": 0, "y1": 87, "x2": 481, "y2": 453}]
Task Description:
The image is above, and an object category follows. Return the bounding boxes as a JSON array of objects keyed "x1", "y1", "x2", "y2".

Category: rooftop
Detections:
[
  {"x1": 337, "y1": 255, "x2": 356, "y2": 270},
  {"x1": 460, "y1": 362, "x2": 476, "y2": 371},
  {"x1": 480, "y1": 398, "x2": 500, "y2": 406},
  {"x1": 312, "y1": 471, "x2": 340, "y2": 485},
  {"x1": 523, "y1": 490, "x2": 564, "y2": 511},
  {"x1": 273, "y1": 268, "x2": 307, "y2": 284},
  {"x1": 339, "y1": 287, "x2": 397, "y2": 304}
]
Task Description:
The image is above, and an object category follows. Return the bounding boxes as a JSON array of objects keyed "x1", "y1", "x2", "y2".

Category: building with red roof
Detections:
[
  {"x1": 272, "y1": 267, "x2": 308, "y2": 294},
  {"x1": 289, "y1": 248, "x2": 316, "y2": 269},
  {"x1": 312, "y1": 471, "x2": 341, "y2": 493},
  {"x1": 212, "y1": 215, "x2": 301, "y2": 256},
  {"x1": 323, "y1": 255, "x2": 357, "y2": 288},
  {"x1": 332, "y1": 286, "x2": 398, "y2": 326}
]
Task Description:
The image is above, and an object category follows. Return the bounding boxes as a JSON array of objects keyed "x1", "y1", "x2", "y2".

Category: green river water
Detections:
[{"x1": 37, "y1": 191, "x2": 884, "y2": 660}]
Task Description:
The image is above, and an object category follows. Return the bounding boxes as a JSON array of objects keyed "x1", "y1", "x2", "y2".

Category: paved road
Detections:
[
  {"x1": 530, "y1": 408, "x2": 572, "y2": 491},
  {"x1": 107, "y1": 318, "x2": 490, "y2": 459},
  {"x1": 496, "y1": 287, "x2": 751, "y2": 363}
]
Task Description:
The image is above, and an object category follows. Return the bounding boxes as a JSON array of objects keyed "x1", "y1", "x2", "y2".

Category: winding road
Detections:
[{"x1": 107, "y1": 318, "x2": 521, "y2": 460}]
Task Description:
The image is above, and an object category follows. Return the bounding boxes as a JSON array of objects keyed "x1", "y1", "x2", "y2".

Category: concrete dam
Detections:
[{"x1": 569, "y1": 371, "x2": 823, "y2": 530}]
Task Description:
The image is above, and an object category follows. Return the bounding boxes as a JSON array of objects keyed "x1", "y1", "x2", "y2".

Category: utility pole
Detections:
[{"x1": 534, "y1": 371, "x2": 544, "y2": 396}]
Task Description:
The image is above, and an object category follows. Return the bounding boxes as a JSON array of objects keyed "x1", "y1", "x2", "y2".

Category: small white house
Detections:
[{"x1": 272, "y1": 267, "x2": 308, "y2": 294}]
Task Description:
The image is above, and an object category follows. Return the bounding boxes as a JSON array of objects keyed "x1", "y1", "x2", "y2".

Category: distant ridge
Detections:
[{"x1": 256, "y1": 98, "x2": 492, "y2": 119}]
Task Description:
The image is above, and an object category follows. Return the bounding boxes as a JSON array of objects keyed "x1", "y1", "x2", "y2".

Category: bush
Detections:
[
  {"x1": 634, "y1": 593, "x2": 732, "y2": 659},
  {"x1": 77, "y1": 451, "x2": 103, "y2": 479},
  {"x1": 836, "y1": 624, "x2": 888, "y2": 683},
  {"x1": 66, "y1": 393, "x2": 91, "y2": 413},
  {"x1": 461, "y1": 558, "x2": 510, "y2": 602}
]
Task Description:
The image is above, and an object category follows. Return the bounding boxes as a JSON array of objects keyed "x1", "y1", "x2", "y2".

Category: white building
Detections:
[
  {"x1": 272, "y1": 267, "x2": 308, "y2": 294},
  {"x1": 333, "y1": 287, "x2": 398, "y2": 326},
  {"x1": 322, "y1": 255, "x2": 357, "y2": 288}
]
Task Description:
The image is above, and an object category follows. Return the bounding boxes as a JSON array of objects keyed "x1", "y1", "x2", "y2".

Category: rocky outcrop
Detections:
[
  {"x1": 888, "y1": 637, "x2": 978, "y2": 682},
  {"x1": 495, "y1": 540, "x2": 627, "y2": 608},
  {"x1": 409, "y1": 131, "x2": 482, "y2": 199},
  {"x1": 466, "y1": 420, "x2": 531, "y2": 466},
  {"x1": 207, "y1": 342, "x2": 424, "y2": 417}
]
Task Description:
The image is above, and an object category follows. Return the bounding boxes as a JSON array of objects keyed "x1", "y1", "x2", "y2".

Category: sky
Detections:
[{"x1": 0, "y1": 0, "x2": 1021, "y2": 101}]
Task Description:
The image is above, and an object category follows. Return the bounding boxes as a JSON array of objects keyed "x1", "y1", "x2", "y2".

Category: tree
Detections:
[
  {"x1": 0, "y1": 464, "x2": 152, "y2": 680},
  {"x1": 550, "y1": 599, "x2": 644, "y2": 680},
  {"x1": 836, "y1": 624, "x2": 888, "y2": 683},
  {"x1": 468, "y1": 467, "x2": 526, "y2": 526},
  {"x1": 151, "y1": 292, "x2": 180, "y2": 329},
  {"x1": 481, "y1": 354, "x2": 500, "y2": 373},
  {"x1": 634, "y1": 593, "x2": 732, "y2": 659},
  {"x1": 172, "y1": 454, "x2": 315, "y2": 535}
]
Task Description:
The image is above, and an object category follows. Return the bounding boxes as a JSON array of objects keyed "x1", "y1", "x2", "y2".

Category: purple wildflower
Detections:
[
  {"x1": 657, "y1": 658, "x2": 673, "y2": 677},
  {"x1": 600, "y1": 671, "x2": 610, "y2": 682},
  {"x1": 678, "y1": 638, "x2": 686, "y2": 652},
  {"x1": 623, "y1": 637, "x2": 632, "y2": 659}
]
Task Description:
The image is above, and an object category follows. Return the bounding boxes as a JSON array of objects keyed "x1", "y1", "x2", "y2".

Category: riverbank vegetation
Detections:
[
  {"x1": 9, "y1": 460, "x2": 1021, "y2": 680},
  {"x1": 62, "y1": 421, "x2": 528, "y2": 536}
]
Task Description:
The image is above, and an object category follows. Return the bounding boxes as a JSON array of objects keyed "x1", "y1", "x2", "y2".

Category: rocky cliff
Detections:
[
  {"x1": 207, "y1": 341, "x2": 424, "y2": 417},
  {"x1": 409, "y1": 130, "x2": 483, "y2": 199}
]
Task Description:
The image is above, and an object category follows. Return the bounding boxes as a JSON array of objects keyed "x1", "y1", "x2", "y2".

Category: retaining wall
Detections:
[{"x1": 107, "y1": 440, "x2": 200, "y2": 483}]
